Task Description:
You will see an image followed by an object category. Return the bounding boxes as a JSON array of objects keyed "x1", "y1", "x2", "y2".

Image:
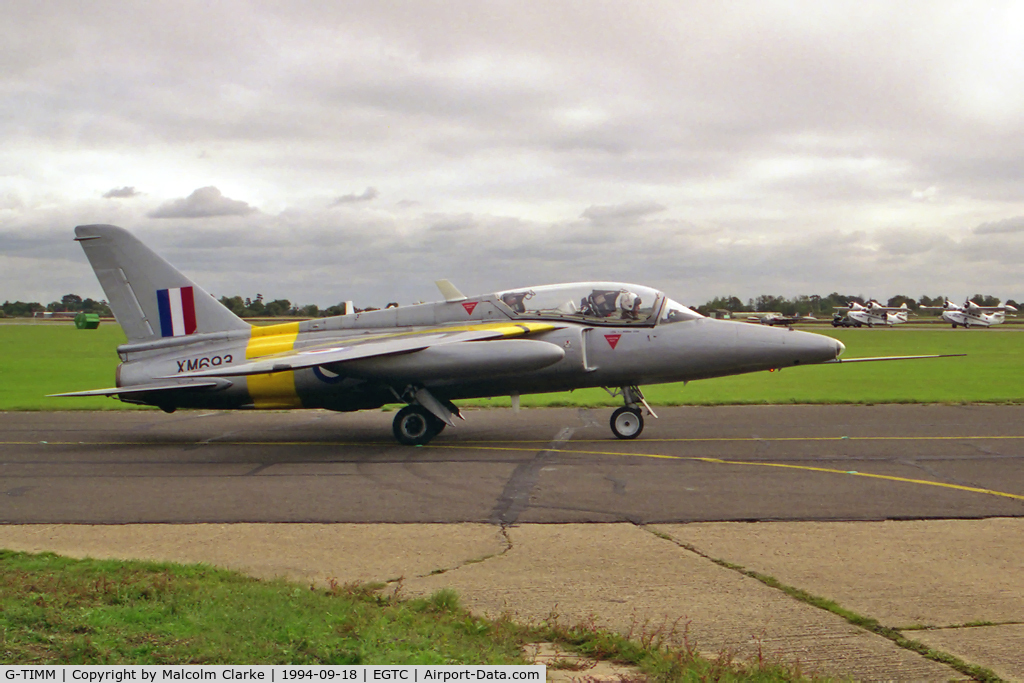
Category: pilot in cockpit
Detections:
[
  {"x1": 580, "y1": 289, "x2": 642, "y2": 320},
  {"x1": 500, "y1": 291, "x2": 530, "y2": 313},
  {"x1": 616, "y1": 290, "x2": 642, "y2": 320}
]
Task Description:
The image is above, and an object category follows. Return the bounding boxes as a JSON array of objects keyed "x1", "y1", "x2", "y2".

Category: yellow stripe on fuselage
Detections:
[
  {"x1": 245, "y1": 322, "x2": 301, "y2": 409},
  {"x1": 241, "y1": 320, "x2": 554, "y2": 409}
]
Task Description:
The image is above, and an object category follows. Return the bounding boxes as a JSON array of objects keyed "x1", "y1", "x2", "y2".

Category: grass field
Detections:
[{"x1": 1, "y1": 321, "x2": 1021, "y2": 410}]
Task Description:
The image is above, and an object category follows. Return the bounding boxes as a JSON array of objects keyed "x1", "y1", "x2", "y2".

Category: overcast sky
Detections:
[{"x1": 3, "y1": 1, "x2": 1024, "y2": 309}]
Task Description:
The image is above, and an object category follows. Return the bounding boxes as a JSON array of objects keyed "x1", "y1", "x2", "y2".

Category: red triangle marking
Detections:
[
  {"x1": 462, "y1": 301, "x2": 478, "y2": 315},
  {"x1": 605, "y1": 334, "x2": 621, "y2": 349}
]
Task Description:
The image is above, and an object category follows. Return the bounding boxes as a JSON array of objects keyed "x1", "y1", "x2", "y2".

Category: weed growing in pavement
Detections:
[{"x1": 650, "y1": 537, "x2": 1001, "y2": 683}]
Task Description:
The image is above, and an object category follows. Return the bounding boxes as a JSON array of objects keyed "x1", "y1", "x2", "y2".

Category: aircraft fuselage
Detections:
[{"x1": 117, "y1": 304, "x2": 842, "y2": 413}]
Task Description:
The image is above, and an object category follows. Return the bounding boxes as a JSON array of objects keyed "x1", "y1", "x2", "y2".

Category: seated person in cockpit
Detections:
[
  {"x1": 616, "y1": 290, "x2": 642, "y2": 320},
  {"x1": 580, "y1": 289, "x2": 642, "y2": 320},
  {"x1": 500, "y1": 291, "x2": 529, "y2": 313}
]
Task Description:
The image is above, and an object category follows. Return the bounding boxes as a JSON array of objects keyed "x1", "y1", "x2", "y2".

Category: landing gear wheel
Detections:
[
  {"x1": 393, "y1": 405, "x2": 440, "y2": 445},
  {"x1": 429, "y1": 414, "x2": 447, "y2": 434},
  {"x1": 610, "y1": 407, "x2": 644, "y2": 439}
]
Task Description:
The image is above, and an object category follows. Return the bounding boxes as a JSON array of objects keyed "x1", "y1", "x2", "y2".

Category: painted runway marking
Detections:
[
  {"x1": 419, "y1": 443, "x2": 1024, "y2": 502},
  {"x1": 4, "y1": 435, "x2": 1023, "y2": 502},
  {"x1": 5, "y1": 434, "x2": 1024, "y2": 447}
]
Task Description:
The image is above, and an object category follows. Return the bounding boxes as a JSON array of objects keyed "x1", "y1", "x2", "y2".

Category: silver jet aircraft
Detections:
[{"x1": 56, "y1": 225, "x2": 933, "y2": 444}]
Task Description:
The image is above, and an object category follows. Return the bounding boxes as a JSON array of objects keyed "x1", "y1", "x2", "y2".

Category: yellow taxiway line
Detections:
[{"x1": 4, "y1": 435, "x2": 1024, "y2": 502}]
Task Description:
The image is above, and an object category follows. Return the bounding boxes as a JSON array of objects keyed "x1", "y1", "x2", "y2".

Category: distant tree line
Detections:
[
  {"x1": 1, "y1": 294, "x2": 112, "y2": 318},
  {"x1": 1, "y1": 291, "x2": 394, "y2": 319},
  {"x1": 4, "y1": 291, "x2": 1017, "y2": 320},
  {"x1": 695, "y1": 293, "x2": 1018, "y2": 317},
  {"x1": 217, "y1": 294, "x2": 399, "y2": 318}
]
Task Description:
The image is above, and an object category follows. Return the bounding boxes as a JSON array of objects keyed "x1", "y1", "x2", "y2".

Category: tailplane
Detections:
[{"x1": 75, "y1": 224, "x2": 250, "y2": 343}]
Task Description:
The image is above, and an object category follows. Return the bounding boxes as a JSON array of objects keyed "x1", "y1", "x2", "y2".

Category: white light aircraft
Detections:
[
  {"x1": 922, "y1": 300, "x2": 1017, "y2": 328},
  {"x1": 833, "y1": 301, "x2": 911, "y2": 327}
]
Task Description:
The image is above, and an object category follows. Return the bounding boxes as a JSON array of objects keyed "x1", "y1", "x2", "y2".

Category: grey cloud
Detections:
[
  {"x1": 6, "y1": 200, "x2": 1023, "y2": 310},
  {"x1": 973, "y1": 217, "x2": 1024, "y2": 235},
  {"x1": 6, "y1": 4, "x2": 1024, "y2": 308},
  {"x1": 148, "y1": 187, "x2": 257, "y2": 219},
  {"x1": 332, "y1": 187, "x2": 379, "y2": 205},
  {"x1": 103, "y1": 186, "x2": 141, "y2": 199},
  {"x1": 876, "y1": 229, "x2": 955, "y2": 256},
  {"x1": 427, "y1": 213, "x2": 476, "y2": 232},
  {"x1": 581, "y1": 201, "x2": 667, "y2": 225}
]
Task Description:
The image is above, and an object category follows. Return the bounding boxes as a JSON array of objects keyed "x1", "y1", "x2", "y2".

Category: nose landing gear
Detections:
[
  {"x1": 605, "y1": 385, "x2": 657, "y2": 439},
  {"x1": 610, "y1": 406, "x2": 644, "y2": 439}
]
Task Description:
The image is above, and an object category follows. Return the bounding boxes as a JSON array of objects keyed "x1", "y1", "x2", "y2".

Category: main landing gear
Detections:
[
  {"x1": 390, "y1": 384, "x2": 658, "y2": 445},
  {"x1": 605, "y1": 385, "x2": 657, "y2": 439},
  {"x1": 393, "y1": 405, "x2": 447, "y2": 445},
  {"x1": 390, "y1": 385, "x2": 460, "y2": 446}
]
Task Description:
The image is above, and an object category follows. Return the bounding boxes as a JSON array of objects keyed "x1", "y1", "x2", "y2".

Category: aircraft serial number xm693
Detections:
[{"x1": 53, "y1": 225, "x2": 945, "y2": 445}]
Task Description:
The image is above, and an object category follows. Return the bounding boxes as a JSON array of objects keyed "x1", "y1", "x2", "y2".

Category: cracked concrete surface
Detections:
[
  {"x1": 655, "y1": 519, "x2": 1024, "y2": 682},
  {"x1": 403, "y1": 524, "x2": 963, "y2": 681},
  {"x1": 0, "y1": 522, "x2": 986, "y2": 681},
  {"x1": 0, "y1": 523, "x2": 510, "y2": 585},
  {"x1": 912, "y1": 624, "x2": 1024, "y2": 683}
]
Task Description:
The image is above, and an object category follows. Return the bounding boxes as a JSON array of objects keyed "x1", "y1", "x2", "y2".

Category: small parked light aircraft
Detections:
[
  {"x1": 921, "y1": 299, "x2": 1017, "y2": 328},
  {"x1": 833, "y1": 301, "x2": 911, "y2": 327},
  {"x1": 52, "y1": 225, "x2": 954, "y2": 444}
]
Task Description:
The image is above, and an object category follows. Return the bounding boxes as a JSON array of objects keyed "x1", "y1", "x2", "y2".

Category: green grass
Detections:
[
  {"x1": 0, "y1": 549, "x2": 523, "y2": 665},
  {"x1": 468, "y1": 328, "x2": 1024, "y2": 407},
  {"x1": 0, "y1": 550, "x2": 823, "y2": 680},
  {"x1": 0, "y1": 323, "x2": 130, "y2": 410},
  {"x1": 3, "y1": 322, "x2": 1021, "y2": 410}
]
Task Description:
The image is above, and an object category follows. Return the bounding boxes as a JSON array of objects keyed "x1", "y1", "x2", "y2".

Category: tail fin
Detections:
[{"x1": 74, "y1": 224, "x2": 250, "y2": 343}]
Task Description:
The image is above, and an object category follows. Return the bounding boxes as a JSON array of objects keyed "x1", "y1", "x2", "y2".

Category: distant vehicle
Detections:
[
  {"x1": 52, "y1": 225, "x2": 957, "y2": 444},
  {"x1": 921, "y1": 299, "x2": 1017, "y2": 328},
  {"x1": 831, "y1": 313, "x2": 858, "y2": 328},
  {"x1": 745, "y1": 312, "x2": 818, "y2": 326},
  {"x1": 833, "y1": 301, "x2": 911, "y2": 327}
]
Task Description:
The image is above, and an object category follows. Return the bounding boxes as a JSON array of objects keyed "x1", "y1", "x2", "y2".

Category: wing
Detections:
[
  {"x1": 49, "y1": 380, "x2": 228, "y2": 398},
  {"x1": 166, "y1": 322, "x2": 563, "y2": 379},
  {"x1": 824, "y1": 354, "x2": 966, "y2": 364}
]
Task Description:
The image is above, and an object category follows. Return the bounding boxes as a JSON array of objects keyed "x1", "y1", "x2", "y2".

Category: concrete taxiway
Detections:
[
  {"x1": 2, "y1": 405, "x2": 1023, "y2": 523},
  {"x1": 2, "y1": 405, "x2": 1023, "y2": 680}
]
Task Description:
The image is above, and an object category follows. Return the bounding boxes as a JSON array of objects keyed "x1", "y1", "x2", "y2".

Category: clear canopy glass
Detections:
[
  {"x1": 495, "y1": 282, "x2": 700, "y2": 325},
  {"x1": 660, "y1": 298, "x2": 703, "y2": 323}
]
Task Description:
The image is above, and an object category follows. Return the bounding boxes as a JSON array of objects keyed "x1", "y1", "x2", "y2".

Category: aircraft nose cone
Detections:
[{"x1": 834, "y1": 338, "x2": 846, "y2": 358}]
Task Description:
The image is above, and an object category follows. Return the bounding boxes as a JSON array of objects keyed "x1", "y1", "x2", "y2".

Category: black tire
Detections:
[
  {"x1": 429, "y1": 413, "x2": 447, "y2": 434},
  {"x1": 610, "y1": 407, "x2": 644, "y2": 439},
  {"x1": 393, "y1": 405, "x2": 440, "y2": 445},
  {"x1": 951, "y1": 323, "x2": 957, "y2": 328}
]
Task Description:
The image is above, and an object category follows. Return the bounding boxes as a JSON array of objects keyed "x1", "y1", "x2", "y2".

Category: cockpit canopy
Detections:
[{"x1": 494, "y1": 282, "x2": 702, "y2": 325}]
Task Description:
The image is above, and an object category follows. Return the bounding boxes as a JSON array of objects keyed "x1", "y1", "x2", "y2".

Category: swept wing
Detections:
[
  {"x1": 167, "y1": 322, "x2": 562, "y2": 379},
  {"x1": 824, "y1": 354, "x2": 965, "y2": 364},
  {"x1": 49, "y1": 380, "x2": 226, "y2": 398}
]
